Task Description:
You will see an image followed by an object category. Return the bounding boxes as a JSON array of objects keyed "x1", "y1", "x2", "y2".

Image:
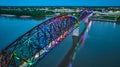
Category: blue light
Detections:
[
  {"x1": 45, "y1": 50, "x2": 49, "y2": 52},
  {"x1": 40, "y1": 43, "x2": 45, "y2": 48}
]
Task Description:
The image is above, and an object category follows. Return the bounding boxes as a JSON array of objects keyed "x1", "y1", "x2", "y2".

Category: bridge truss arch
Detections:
[{"x1": 0, "y1": 15, "x2": 78, "y2": 67}]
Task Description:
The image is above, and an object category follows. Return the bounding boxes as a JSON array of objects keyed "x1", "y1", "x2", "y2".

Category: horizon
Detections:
[
  {"x1": 0, "y1": 0, "x2": 120, "y2": 6},
  {"x1": 0, "y1": 6, "x2": 120, "y2": 7}
]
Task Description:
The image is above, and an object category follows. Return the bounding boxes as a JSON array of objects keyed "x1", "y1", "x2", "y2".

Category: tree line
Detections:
[{"x1": 0, "y1": 9, "x2": 55, "y2": 18}]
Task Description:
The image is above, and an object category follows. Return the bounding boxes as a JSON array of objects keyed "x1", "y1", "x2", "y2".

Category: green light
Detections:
[
  {"x1": 14, "y1": 52, "x2": 17, "y2": 56},
  {"x1": 28, "y1": 61, "x2": 33, "y2": 66},
  {"x1": 73, "y1": 13, "x2": 76, "y2": 16},
  {"x1": 13, "y1": 52, "x2": 20, "y2": 60},
  {"x1": 15, "y1": 56, "x2": 20, "y2": 60}
]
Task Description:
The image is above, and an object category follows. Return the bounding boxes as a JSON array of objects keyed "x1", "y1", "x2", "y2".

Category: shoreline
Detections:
[
  {"x1": 0, "y1": 14, "x2": 16, "y2": 17},
  {"x1": 0, "y1": 14, "x2": 46, "y2": 20},
  {"x1": 0, "y1": 14, "x2": 32, "y2": 18},
  {"x1": 91, "y1": 18, "x2": 117, "y2": 22}
]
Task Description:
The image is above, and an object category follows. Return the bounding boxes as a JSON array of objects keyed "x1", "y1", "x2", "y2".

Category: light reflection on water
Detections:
[
  {"x1": 68, "y1": 20, "x2": 93, "y2": 67},
  {"x1": 58, "y1": 19, "x2": 92, "y2": 67},
  {"x1": 113, "y1": 22, "x2": 116, "y2": 28}
]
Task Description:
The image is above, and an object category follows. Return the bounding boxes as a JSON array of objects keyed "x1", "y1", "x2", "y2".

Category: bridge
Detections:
[{"x1": 0, "y1": 9, "x2": 93, "y2": 67}]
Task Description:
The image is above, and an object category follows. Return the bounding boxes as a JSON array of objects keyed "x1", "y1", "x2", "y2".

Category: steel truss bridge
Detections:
[{"x1": 0, "y1": 9, "x2": 93, "y2": 67}]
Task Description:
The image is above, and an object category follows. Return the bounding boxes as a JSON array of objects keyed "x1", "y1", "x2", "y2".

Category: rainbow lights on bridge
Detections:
[{"x1": 0, "y1": 9, "x2": 93, "y2": 67}]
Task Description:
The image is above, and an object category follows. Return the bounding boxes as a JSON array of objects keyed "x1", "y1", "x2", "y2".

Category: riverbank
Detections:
[
  {"x1": 91, "y1": 14, "x2": 120, "y2": 24},
  {"x1": 91, "y1": 18, "x2": 120, "y2": 24},
  {"x1": 91, "y1": 18, "x2": 117, "y2": 22},
  {"x1": 91, "y1": 15, "x2": 120, "y2": 24},
  {"x1": 0, "y1": 14, "x2": 16, "y2": 17},
  {"x1": 0, "y1": 14, "x2": 47, "y2": 20},
  {"x1": 0, "y1": 14, "x2": 33, "y2": 18}
]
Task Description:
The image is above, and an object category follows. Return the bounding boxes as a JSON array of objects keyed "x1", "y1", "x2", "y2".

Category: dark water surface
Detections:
[{"x1": 73, "y1": 21, "x2": 120, "y2": 67}]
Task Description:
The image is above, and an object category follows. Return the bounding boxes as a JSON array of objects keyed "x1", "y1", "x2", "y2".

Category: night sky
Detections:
[{"x1": 0, "y1": 0, "x2": 119, "y2": 6}]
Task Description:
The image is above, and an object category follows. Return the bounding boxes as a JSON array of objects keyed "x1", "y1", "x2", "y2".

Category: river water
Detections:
[
  {"x1": 0, "y1": 16, "x2": 120, "y2": 67},
  {"x1": 72, "y1": 21, "x2": 120, "y2": 67}
]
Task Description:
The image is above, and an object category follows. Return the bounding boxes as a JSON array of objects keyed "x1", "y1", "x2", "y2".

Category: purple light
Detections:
[
  {"x1": 55, "y1": 41, "x2": 59, "y2": 45},
  {"x1": 68, "y1": 61, "x2": 72, "y2": 67},
  {"x1": 56, "y1": 38, "x2": 60, "y2": 42}
]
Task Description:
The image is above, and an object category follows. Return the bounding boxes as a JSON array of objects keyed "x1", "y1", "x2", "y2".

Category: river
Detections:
[
  {"x1": 0, "y1": 16, "x2": 120, "y2": 67},
  {"x1": 72, "y1": 21, "x2": 120, "y2": 67}
]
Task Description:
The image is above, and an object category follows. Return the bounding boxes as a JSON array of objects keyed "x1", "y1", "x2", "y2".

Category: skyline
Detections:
[{"x1": 0, "y1": 0, "x2": 120, "y2": 6}]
